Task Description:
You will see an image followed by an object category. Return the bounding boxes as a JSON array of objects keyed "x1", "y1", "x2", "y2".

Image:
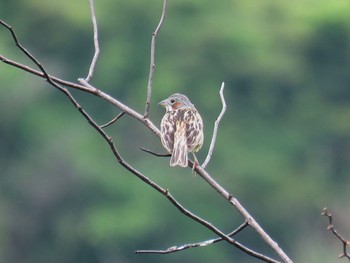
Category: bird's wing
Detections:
[
  {"x1": 160, "y1": 113, "x2": 175, "y2": 153},
  {"x1": 185, "y1": 109, "x2": 204, "y2": 152}
]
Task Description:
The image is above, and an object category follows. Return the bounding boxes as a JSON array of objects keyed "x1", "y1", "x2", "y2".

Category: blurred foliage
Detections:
[{"x1": 1, "y1": 0, "x2": 350, "y2": 262}]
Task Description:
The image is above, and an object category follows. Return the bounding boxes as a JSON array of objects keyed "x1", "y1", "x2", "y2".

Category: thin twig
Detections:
[
  {"x1": 100, "y1": 112, "x2": 125, "y2": 128},
  {"x1": 135, "y1": 221, "x2": 249, "y2": 254},
  {"x1": 322, "y1": 208, "x2": 350, "y2": 260},
  {"x1": 202, "y1": 82, "x2": 226, "y2": 169},
  {"x1": 139, "y1": 147, "x2": 171, "y2": 157},
  {"x1": 143, "y1": 0, "x2": 167, "y2": 118},
  {"x1": 85, "y1": 0, "x2": 100, "y2": 82}
]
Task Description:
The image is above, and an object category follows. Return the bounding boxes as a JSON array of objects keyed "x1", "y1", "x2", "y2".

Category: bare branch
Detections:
[
  {"x1": 1, "y1": 44, "x2": 290, "y2": 262},
  {"x1": 143, "y1": 0, "x2": 167, "y2": 118},
  {"x1": 139, "y1": 147, "x2": 171, "y2": 157},
  {"x1": 1, "y1": 10, "x2": 293, "y2": 262},
  {"x1": 85, "y1": 0, "x2": 100, "y2": 82},
  {"x1": 0, "y1": 20, "x2": 167, "y2": 207},
  {"x1": 1, "y1": 24, "x2": 279, "y2": 261},
  {"x1": 0, "y1": 45, "x2": 290, "y2": 263},
  {"x1": 202, "y1": 82, "x2": 226, "y2": 169},
  {"x1": 322, "y1": 208, "x2": 350, "y2": 260},
  {"x1": 100, "y1": 112, "x2": 125, "y2": 128},
  {"x1": 135, "y1": 221, "x2": 249, "y2": 254},
  {"x1": 1, "y1": 19, "x2": 264, "y2": 261},
  {"x1": 0, "y1": 55, "x2": 93, "y2": 92},
  {"x1": 0, "y1": 52, "x2": 161, "y2": 137}
]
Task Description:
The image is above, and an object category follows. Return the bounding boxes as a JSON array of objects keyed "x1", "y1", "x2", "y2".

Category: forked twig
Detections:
[
  {"x1": 135, "y1": 221, "x2": 249, "y2": 254},
  {"x1": 85, "y1": 0, "x2": 100, "y2": 82},
  {"x1": 202, "y1": 82, "x2": 226, "y2": 169},
  {"x1": 144, "y1": 0, "x2": 167, "y2": 118},
  {"x1": 322, "y1": 208, "x2": 350, "y2": 260}
]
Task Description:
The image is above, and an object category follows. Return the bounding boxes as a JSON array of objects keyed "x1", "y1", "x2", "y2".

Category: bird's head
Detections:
[{"x1": 159, "y1": 93, "x2": 194, "y2": 112}]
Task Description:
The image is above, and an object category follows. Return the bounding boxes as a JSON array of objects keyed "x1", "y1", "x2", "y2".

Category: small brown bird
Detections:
[{"x1": 159, "y1": 93, "x2": 204, "y2": 167}]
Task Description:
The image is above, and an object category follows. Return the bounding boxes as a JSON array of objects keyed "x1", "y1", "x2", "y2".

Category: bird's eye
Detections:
[{"x1": 170, "y1": 99, "x2": 175, "y2": 104}]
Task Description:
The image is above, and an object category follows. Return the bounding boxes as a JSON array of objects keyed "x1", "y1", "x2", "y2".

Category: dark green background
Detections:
[{"x1": 1, "y1": 0, "x2": 350, "y2": 262}]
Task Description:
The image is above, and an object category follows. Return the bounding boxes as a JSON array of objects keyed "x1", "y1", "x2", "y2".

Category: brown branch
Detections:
[
  {"x1": 322, "y1": 208, "x2": 350, "y2": 260},
  {"x1": 202, "y1": 82, "x2": 226, "y2": 169},
  {"x1": 143, "y1": 0, "x2": 167, "y2": 118},
  {"x1": 135, "y1": 221, "x2": 249, "y2": 254}
]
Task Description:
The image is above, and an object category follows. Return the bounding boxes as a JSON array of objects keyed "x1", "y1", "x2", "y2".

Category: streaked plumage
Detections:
[{"x1": 159, "y1": 93, "x2": 204, "y2": 167}]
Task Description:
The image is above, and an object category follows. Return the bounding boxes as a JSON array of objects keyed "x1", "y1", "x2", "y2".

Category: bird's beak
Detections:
[{"x1": 158, "y1": 99, "x2": 168, "y2": 107}]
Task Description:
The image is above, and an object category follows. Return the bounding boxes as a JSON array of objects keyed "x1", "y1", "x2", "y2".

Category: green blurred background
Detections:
[{"x1": 1, "y1": 0, "x2": 350, "y2": 262}]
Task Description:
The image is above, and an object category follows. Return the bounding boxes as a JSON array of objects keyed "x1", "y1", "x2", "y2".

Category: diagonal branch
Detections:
[
  {"x1": 202, "y1": 82, "x2": 226, "y2": 169},
  {"x1": 135, "y1": 221, "x2": 249, "y2": 254},
  {"x1": 143, "y1": 0, "x2": 167, "y2": 118},
  {"x1": 322, "y1": 208, "x2": 350, "y2": 260}
]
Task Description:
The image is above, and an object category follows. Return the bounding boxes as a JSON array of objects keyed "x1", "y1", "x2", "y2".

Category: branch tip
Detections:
[
  {"x1": 143, "y1": 0, "x2": 167, "y2": 117},
  {"x1": 201, "y1": 82, "x2": 226, "y2": 169},
  {"x1": 85, "y1": 0, "x2": 100, "y2": 81}
]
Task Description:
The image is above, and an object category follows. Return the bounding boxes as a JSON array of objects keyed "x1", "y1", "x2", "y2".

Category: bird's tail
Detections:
[{"x1": 170, "y1": 122, "x2": 188, "y2": 167}]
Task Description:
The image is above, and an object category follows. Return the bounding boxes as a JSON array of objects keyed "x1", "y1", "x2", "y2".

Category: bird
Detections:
[{"x1": 159, "y1": 93, "x2": 204, "y2": 167}]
